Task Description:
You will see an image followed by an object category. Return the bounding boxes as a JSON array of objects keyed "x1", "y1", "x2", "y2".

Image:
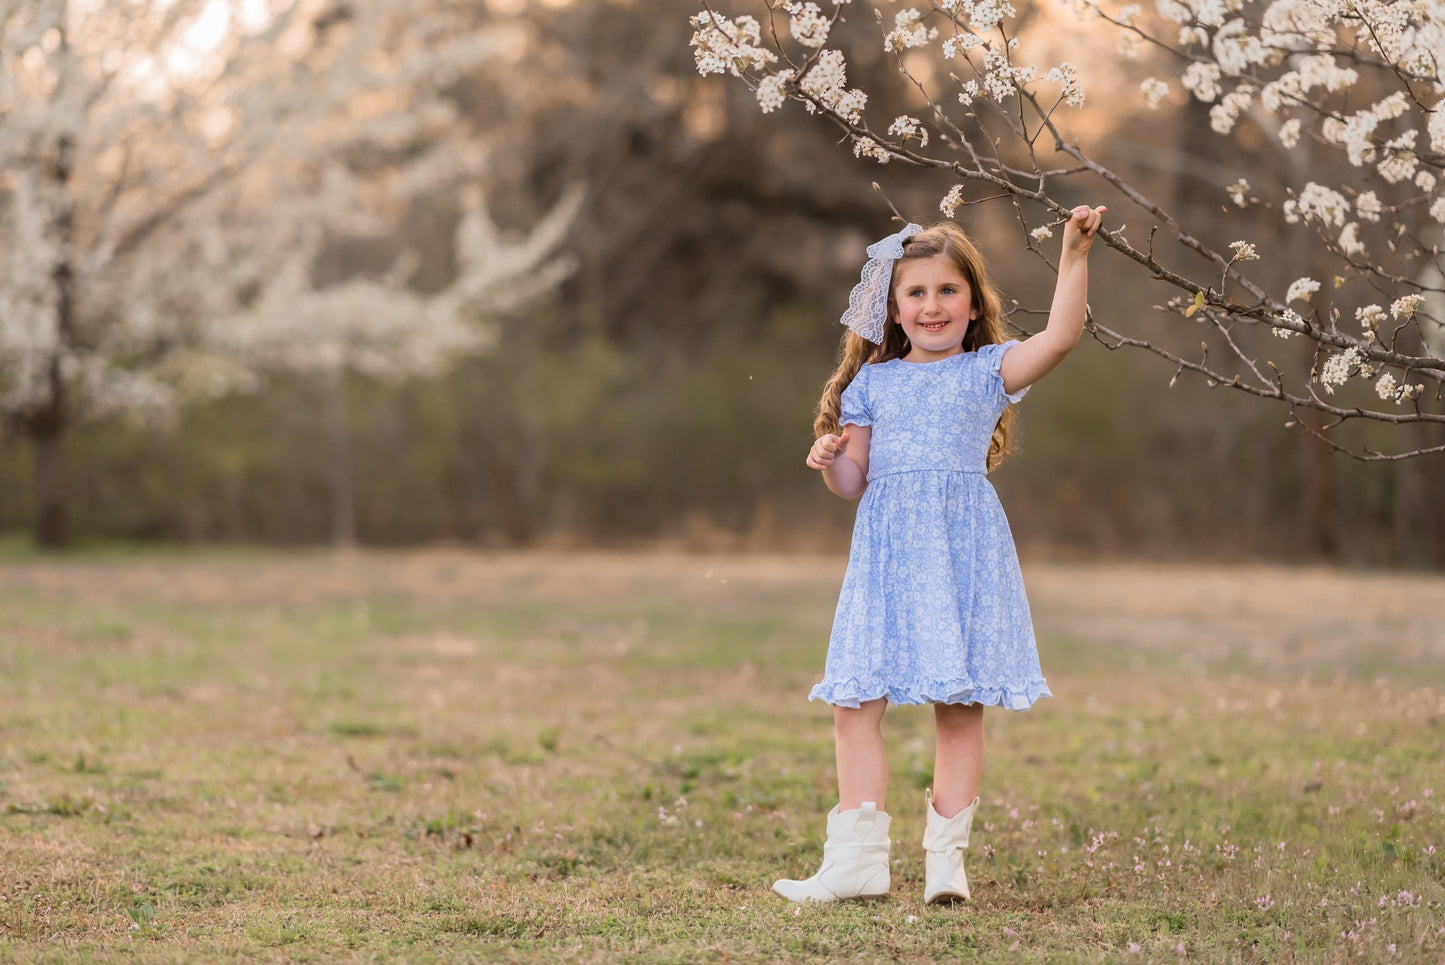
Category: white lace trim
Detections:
[{"x1": 839, "y1": 223, "x2": 923, "y2": 343}]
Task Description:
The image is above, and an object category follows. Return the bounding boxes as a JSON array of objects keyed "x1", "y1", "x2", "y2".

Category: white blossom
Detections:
[
  {"x1": 833, "y1": 89, "x2": 868, "y2": 123},
  {"x1": 1212, "y1": 19, "x2": 1267, "y2": 75},
  {"x1": 1375, "y1": 371, "x2": 1400, "y2": 401},
  {"x1": 786, "y1": 2, "x2": 831, "y2": 48},
  {"x1": 1209, "y1": 85, "x2": 1255, "y2": 134},
  {"x1": 888, "y1": 114, "x2": 929, "y2": 146},
  {"x1": 1338, "y1": 221, "x2": 1366, "y2": 257},
  {"x1": 1286, "y1": 277, "x2": 1320, "y2": 302},
  {"x1": 1181, "y1": 62, "x2": 1222, "y2": 102},
  {"x1": 965, "y1": 0, "x2": 1016, "y2": 35},
  {"x1": 1227, "y1": 178, "x2": 1249, "y2": 207},
  {"x1": 1391, "y1": 294, "x2": 1424, "y2": 319},
  {"x1": 1414, "y1": 170, "x2": 1437, "y2": 193},
  {"x1": 1140, "y1": 77, "x2": 1170, "y2": 107},
  {"x1": 691, "y1": 12, "x2": 776, "y2": 77},
  {"x1": 1031, "y1": 225, "x2": 1054, "y2": 242},
  {"x1": 1357, "y1": 303, "x2": 1387, "y2": 336},
  {"x1": 756, "y1": 70, "x2": 793, "y2": 113},
  {"x1": 1273, "y1": 308, "x2": 1303, "y2": 338},
  {"x1": 942, "y1": 32, "x2": 983, "y2": 58},
  {"x1": 981, "y1": 48, "x2": 1035, "y2": 101},
  {"x1": 852, "y1": 136, "x2": 892, "y2": 162},
  {"x1": 1157, "y1": 0, "x2": 1193, "y2": 24},
  {"x1": 1432, "y1": 197, "x2": 1445, "y2": 224},
  {"x1": 940, "y1": 184, "x2": 966, "y2": 217},
  {"x1": 1430, "y1": 108, "x2": 1445, "y2": 154},
  {"x1": 1355, "y1": 191, "x2": 1382, "y2": 222},
  {"x1": 797, "y1": 50, "x2": 867, "y2": 123},
  {"x1": 885, "y1": 9, "x2": 938, "y2": 52},
  {"x1": 1295, "y1": 54, "x2": 1358, "y2": 94},
  {"x1": 1229, "y1": 240, "x2": 1259, "y2": 261},
  {"x1": 1318, "y1": 346, "x2": 1362, "y2": 393},
  {"x1": 1283, "y1": 182, "x2": 1349, "y2": 227},
  {"x1": 1046, "y1": 63, "x2": 1085, "y2": 107},
  {"x1": 1278, "y1": 118, "x2": 1301, "y2": 149},
  {"x1": 1377, "y1": 151, "x2": 1417, "y2": 185}
]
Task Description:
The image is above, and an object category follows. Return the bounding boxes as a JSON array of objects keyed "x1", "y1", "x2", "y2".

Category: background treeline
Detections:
[{"x1": 0, "y1": 0, "x2": 1441, "y2": 564}]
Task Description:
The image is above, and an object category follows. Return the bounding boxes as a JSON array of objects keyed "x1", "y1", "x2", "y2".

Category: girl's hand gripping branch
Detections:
[
  {"x1": 1061, "y1": 204, "x2": 1106, "y2": 257},
  {"x1": 807, "y1": 427, "x2": 871, "y2": 499}
]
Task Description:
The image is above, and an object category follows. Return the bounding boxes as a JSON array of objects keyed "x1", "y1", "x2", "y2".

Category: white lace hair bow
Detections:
[{"x1": 839, "y1": 222, "x2": 924, "y2": 344}]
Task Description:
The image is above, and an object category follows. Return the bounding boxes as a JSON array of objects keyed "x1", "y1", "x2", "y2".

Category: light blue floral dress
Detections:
[{"x1": 809, "y1": 340, "x2": 1051, "y2": 711}]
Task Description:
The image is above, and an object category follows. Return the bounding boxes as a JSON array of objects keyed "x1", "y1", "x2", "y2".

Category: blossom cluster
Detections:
[
  {"x1": 691, "y1": 0, "x2": 1089, "y2": 164},
  {"x1": 691, "y1": 12, "x2": 775, "y2": 78}
]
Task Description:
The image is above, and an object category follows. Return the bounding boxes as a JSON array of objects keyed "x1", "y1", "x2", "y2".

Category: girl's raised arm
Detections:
[{"x1": 998, "y1": 205, "x2": 1106, "y2": 395}]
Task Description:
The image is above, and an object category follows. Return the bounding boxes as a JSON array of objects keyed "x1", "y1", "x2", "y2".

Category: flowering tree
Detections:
[
  {"x1": 690, "y1": 0, "x2": 1445, "y2": 460},
  {"x1": 0, "y1": 0, "x2": 575, "y2": 547}
]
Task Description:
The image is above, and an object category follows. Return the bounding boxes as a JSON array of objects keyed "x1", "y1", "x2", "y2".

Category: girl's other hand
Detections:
[
  {"x1": 806, "y1": 431, "x2": 850, "y2": 471},
  {"x1": 1063, "y1": 205, "x2": 1106, "y2": 255}
]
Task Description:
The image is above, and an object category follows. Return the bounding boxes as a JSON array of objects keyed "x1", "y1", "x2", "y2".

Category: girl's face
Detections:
[{"x1": 891, "y1": 255, "x2": 976, "y2": 362}]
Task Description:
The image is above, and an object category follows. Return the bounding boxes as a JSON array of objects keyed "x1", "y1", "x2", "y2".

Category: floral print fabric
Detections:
[{"x1": 809, "y1": 341, "x2": 1052, "y2": 711}]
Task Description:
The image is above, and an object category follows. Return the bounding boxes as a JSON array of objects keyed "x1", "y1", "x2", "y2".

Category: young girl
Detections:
[{"x1": 773, "y1": 206, "x2": 1106, "y2": 905}]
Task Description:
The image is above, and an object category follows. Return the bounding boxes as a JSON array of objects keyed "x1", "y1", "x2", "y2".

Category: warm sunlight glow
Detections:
[
  {"x1": 164, "y1": 0, "x2": 230, "y2": 79},
  {"x1": 113, "y1": 0, "x2": 276, "y2": 101}
]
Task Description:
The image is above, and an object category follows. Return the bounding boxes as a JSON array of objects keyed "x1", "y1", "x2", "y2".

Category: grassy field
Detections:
[{"x1": 1, "y1": 549, "x2": 1443, "y2": 963}]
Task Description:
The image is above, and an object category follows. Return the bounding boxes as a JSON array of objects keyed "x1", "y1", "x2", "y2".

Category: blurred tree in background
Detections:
[
  {"x1": 0, "y1": 0, "x2": 575, "y2": 547},
  {"x1": 0, "y1": 0, "x2": 1440, "y2": 564}
]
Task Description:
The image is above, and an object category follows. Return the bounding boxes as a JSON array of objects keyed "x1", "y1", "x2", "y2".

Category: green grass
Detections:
[{"x1": 0, "y1": 550, "x2": 1442, "y2": 962}]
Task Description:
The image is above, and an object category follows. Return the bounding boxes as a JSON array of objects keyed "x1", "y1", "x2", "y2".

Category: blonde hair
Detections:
[{"x1": 814, "y1": 221, "x2": 1017, "y2": 472}]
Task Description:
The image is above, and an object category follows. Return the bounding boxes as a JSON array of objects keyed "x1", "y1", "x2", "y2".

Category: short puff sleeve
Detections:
[
  {"x1": 838, "y1": 363, "x2": 873, "y2": 427},
  {"x1": 978, "y1": 340, "x2": 1029, "y2": 405}
]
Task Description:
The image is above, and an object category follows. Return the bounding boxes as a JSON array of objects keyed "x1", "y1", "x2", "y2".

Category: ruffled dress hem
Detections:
[{"x1": 808, "y1": 677, "x2": 1051, "y2": 711}]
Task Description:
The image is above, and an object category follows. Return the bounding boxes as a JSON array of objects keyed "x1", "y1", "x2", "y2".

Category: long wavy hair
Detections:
[{"x1": 814, "y1": 221, "x2": 1017, "y2": 472}]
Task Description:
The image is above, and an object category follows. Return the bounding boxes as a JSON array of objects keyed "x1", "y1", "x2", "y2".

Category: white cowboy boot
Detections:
[
  {"x1": 923, "y1": 789, "x2": 979, "y2": 903},
  {"x1": 772, "y1": 801, "x2": 892, "y2": 903}
]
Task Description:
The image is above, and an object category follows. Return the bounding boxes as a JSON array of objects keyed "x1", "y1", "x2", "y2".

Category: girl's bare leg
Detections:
[
  {"x1": 932, "y1": 702, "x2": 984, "y2": 817},
  {"x1": 834, "y1": 698, "x2": 888, "y2": 811}
]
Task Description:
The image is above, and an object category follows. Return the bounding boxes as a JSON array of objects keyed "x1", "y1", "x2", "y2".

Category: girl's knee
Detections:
[
  {"x1": 834, "y1": 698, "x2": 886, "y2": 731},
  {"x1": 935, "y1": 702, "x2": 984, "y2": 731}
]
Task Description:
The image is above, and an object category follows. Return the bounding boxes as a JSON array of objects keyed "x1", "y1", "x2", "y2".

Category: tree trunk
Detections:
[
  {"x1": 31, "y1": 131, "x2": 78, "y2": 550},
  {"x1": 323, "y1": 363, "x2": 357, "y2": 547},
  {"x1": 31, "y1": 417, "x2": 69, "y2": 549}
]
